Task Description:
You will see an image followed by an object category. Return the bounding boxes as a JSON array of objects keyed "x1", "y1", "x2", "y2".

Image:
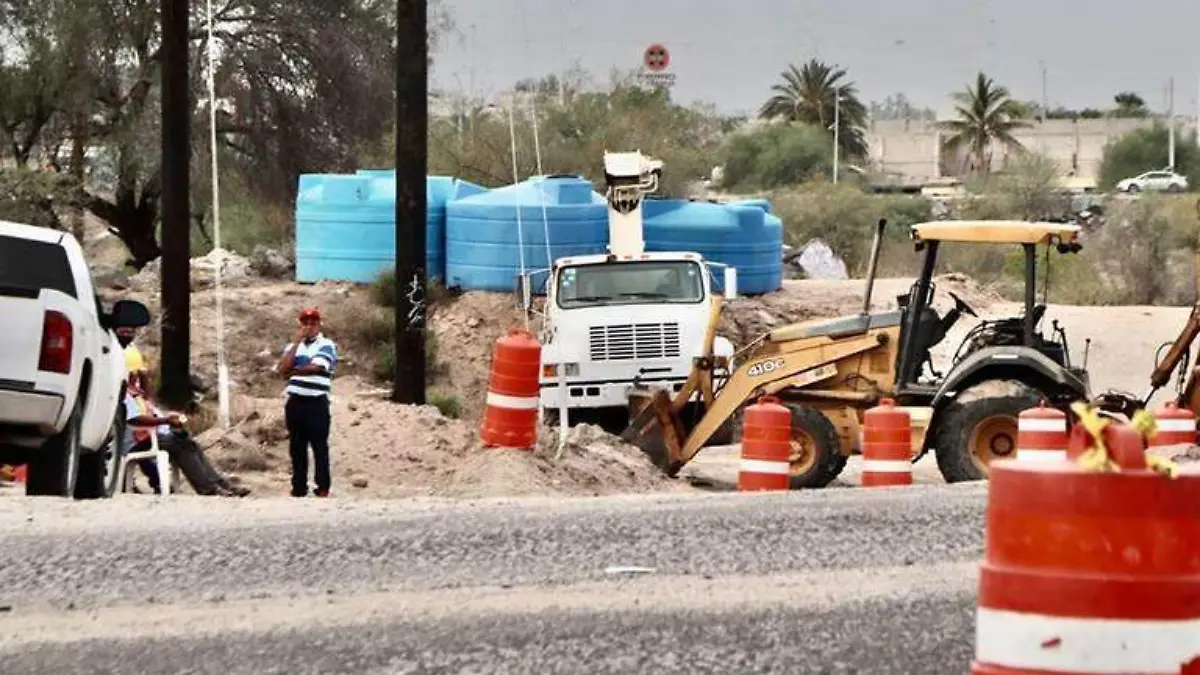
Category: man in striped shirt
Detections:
[{"x1": 276, "y1": 307, "x2": 337, "y2": 497}]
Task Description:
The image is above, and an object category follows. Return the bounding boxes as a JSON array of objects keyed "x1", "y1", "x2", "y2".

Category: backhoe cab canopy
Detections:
[
  {"x1": 895, "y1": 219, "x2": 1083, "y2": 391},
  {"x1": 911, "y1": 220, "x2": 1082, "y2": 251}
]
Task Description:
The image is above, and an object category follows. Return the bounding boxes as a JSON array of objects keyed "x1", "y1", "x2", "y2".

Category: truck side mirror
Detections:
[
  {"x1": 723, "y1": 267, "x2": 738, "y2": 300},
  {"x1": 514, "y1": 273, "x2": 532, "y2": 310}
]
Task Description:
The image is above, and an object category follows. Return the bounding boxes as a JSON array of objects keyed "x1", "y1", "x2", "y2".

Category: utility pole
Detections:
[
  {"x1": 1040, "y1": 61, "x2": 1048, "y2": 125},
  {"x1": 159, "y1": 0, "x2": 192, "y2": 408},
  {"x1": 1168, "y1": 77, "x2": 1176, "y2": 169},
  {"x1": 832, "y1": 93, "x2": 841, "y2": 184},
  {"x1": 392, "y1": 0, "x2": 428, "y2": 404},
  {"x1": 1039, "y1": 61, "x2": 1048, "y2": 155}
]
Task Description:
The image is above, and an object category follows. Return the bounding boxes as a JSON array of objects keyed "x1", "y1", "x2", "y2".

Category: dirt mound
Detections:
[
  {"x1": 444, "y1": 423, "x2": 677, "y2": 498},
  {"x1": 428, "y1": 292, "x2": 531, "y2": 421},
  {"x1": 193, "y1": 377, "x2": 679, "y2": 498}
]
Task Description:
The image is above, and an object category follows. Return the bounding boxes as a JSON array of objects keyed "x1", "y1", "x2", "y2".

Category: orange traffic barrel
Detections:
[
  {"x1": 861, "y1": 398, "x2": 912, "y2": 487},
  {"x1": 737, "y1": 396, "x2": 792, "y2": 491},
  {"x1": 1151, "y1": 401, "x2": 1197, "y2": 447},
  {"x1": 480, "y1": 328, "x2": 542, "y2": 450},
  {"x1": 971, "y1": 422, "x2": 1200, "y2": 674},
  {"x1": 1015, "y1": 402, "x2": 1068, "y2": 463}
]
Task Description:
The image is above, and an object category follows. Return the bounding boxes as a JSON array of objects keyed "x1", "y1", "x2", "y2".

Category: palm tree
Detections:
[
  {"x1": 940, "y1": 72, "x2": 1030, "y2": 175},
  {"x1": 758, "y1": 59, "x2": 868, "y2": 158}
]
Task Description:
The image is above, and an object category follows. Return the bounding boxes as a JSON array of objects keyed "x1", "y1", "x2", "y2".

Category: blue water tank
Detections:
[
  {"x1": 444, "y1": 175, "x2": 608, "y2": 291},
  {"x1": 295, "y1": 173, "x2": 483, "y2": 284},
  {"x1": 642, "y1": 199, "x2": 783, "y2": 295},
  {"x1": 728, "y1": 197, "x2": 772, "y2": 214}
]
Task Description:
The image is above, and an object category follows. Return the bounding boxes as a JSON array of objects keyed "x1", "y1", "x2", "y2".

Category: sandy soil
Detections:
[{"x1": 68, "y1": 222, "x2": 1199, "y2": 498}]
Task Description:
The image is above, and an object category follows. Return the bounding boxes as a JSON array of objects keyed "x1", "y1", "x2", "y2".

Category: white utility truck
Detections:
[
  {"x1": 0, "y1": 219, "x2": 151, "y2": 498},
  {"x1": 520, "y1": 151, "x2": 737, "y2": 434}
]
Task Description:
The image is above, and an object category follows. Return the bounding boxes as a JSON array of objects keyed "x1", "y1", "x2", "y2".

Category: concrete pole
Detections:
[
  {"x1": 832, "y1": 94, "x2": 841, "y2": 184},
  {"x1": 1169, "y1": 77, "x2": 1176, "y2": 169}
]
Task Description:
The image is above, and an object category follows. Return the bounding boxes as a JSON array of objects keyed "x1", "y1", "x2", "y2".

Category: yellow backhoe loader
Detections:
[{"x1": 621, "y1": 218, "x2": 1092, "y2": 487}]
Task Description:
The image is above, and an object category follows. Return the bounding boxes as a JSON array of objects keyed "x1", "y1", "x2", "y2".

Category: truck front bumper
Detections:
[{"x1": 539, "y1": 377, "x2": 688, "y2": 410}]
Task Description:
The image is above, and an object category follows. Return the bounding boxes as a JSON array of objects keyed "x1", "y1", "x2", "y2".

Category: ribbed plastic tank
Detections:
[
  {"x1": 294, "y1": 172, "x2": 484, "y2": 284},
  {"x1": 728, "y1": 197, "x2": 772, "y2": 214},
  {"x1": 642, "y1": 199, "x2": 783, "y2": 295},
  {"x1": 444, "y1": 175, "x2": 608, "y2": 291}
]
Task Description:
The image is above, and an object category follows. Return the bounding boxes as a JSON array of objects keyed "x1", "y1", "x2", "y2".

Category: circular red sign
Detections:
[{"x1": 643, "y1": 44, "x2": 670, "y2": 72}]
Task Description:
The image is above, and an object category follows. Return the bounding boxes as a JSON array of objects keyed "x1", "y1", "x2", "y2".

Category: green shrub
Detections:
[
  {"x1": 191, "y1": 172, "x2": 292, "y2": 256},
  {"x1": 367, "y1": 322, "x2": 441, "y2": 382},
  {"x1": 370, "y1": 267, "x2": 453, "y2": 309},
  {"x1": 427, "y1": 391, "x2": 462, "y2": 419},
  {"x1": 1098, "y1": 123, "x2": 1200, "y2": 190},
  {"x1": 769, "y1": 181, "x2": 933, "y2": 275},
  {"x1": 719, "y1": 123, "x2": 834, "y2": 191}
]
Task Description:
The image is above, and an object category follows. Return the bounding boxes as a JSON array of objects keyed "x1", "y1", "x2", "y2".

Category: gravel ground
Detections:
[{"x1": 0, "y1": 486, "x2": 987, "y2": 673}]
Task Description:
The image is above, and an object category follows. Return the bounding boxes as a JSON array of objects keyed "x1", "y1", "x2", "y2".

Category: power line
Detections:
[{"x1": 392, "y1": 0, "x2": 428, "y2": 404}]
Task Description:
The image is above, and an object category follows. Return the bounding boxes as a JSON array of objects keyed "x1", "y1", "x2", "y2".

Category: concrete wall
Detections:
[{"x1": 865, "y1": 117, "x2": 1187, "y2": 184}]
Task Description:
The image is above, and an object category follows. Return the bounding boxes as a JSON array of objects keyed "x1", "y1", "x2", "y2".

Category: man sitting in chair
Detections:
[{"x1": 123, "y1": 375, "x2": 249, "y2": 497}]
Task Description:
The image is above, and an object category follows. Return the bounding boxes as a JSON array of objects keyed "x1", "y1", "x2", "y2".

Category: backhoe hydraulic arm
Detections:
[{"x1": 1150, "y1": 304, "x2": 1200, "y2": 390}]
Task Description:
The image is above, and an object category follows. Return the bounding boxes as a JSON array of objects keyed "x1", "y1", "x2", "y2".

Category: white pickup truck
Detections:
[{"x1": 0, "y1": 219, "x2": 150, "y2": 498}]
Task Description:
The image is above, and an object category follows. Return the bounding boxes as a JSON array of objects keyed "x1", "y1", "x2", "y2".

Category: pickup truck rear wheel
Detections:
[
  {"x1": 75, "y1": 403, "x2": 124, "y2": 499},
  {"x1": 26, "y1": 399, "x2": 83, "y2": 497}
]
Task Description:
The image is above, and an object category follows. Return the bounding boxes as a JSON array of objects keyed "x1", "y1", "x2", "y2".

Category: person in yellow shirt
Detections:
[{"x1": 118, "y1": 326, "x2": 151, "y2": 393}]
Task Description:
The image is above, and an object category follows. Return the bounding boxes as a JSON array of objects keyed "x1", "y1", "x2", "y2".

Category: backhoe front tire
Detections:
[
  {"x1": 933, "y1": 382, "x2": 1042, "y2": 483},
  {"x1": 784, "y1": 405, "x2": 847, "y2": 489}
]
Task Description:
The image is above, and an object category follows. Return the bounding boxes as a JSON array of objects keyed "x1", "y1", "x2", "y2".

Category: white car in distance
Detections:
[{"x1": 1115, "y1": 170, "x2": 1188, "y2": 193}]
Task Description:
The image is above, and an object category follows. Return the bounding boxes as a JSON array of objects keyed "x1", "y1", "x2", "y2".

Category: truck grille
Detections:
[{"x1": 588, "y1": 323, "x2": 681, "y2": 361}]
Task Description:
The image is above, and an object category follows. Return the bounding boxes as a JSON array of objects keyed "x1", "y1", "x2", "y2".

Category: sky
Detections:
[{"x1": 429, "y1": 0, "x2": 1200, "y2": 119}]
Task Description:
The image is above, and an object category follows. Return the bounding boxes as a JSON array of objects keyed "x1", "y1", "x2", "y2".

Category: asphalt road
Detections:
[{"x1": 0, "y1": 484, "x2": 987, "y2": 674}]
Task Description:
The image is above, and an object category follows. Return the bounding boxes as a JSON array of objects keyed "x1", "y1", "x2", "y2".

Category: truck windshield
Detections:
[
  {"x1": 0, "y1": 234, "x2": 76, "y2": 298},
  {"x1": 556, "y1": 260, "x2": 704, "y2": 309}
]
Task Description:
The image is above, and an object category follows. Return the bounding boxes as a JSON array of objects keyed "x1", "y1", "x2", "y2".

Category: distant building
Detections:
[{"x1": 865, "y1": 117, "x2": 1186, "y2": 184}]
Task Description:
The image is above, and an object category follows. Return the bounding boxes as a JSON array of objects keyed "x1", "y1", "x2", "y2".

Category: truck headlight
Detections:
[{"x1": 543, "y1": 363, "x2": 580, "y2": 377}]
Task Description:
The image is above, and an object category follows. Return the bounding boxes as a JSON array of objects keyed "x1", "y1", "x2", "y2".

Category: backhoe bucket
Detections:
[{"x1": 621, "y1": 388, "x2": 686, "y2": 476}]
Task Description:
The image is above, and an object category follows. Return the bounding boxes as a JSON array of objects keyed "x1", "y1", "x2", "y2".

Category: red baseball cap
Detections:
[{"x1": 298, "y1": 307, "x2": 321, "y2": 322}]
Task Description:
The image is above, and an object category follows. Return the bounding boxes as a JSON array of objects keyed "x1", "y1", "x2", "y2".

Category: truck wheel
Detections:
[
  {"x1": 75, "y1": 404, "x2": 125, "y2": 499},
  {"x1": 784, "y1": 405, "x2": 847, "y2": 489},
  {"x1": 933, "y1": 382, "x2": 1042, "y2": 482},
  {"x1": 26, "y1": 399, "x2": 83, "y2": 497}
]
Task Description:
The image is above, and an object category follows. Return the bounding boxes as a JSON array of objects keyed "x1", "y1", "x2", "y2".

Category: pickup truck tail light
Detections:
[{"x1": 38, "y1": 310, "x2": 73, "y2": 374}]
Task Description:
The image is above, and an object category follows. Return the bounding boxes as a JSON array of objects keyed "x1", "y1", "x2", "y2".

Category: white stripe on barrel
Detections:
[
  {"x1": 1017, "y1": 418, "x2": 1066, "y2": 433},
  {"x1": 1016, "y1": 404, "x2": 1068, "y2": 464},
  {"x1": 975, "y1": 608, "x2": 1200, "y2": 674},
  {"x1": 1156, "y1": 418, "x2": 1197, "y2": 432},
  {"x1": 1014, "y1": 448, "x2": 1068, "y2": 462},
  {"x1": 485, "y1": 391, "x2": 540, "y2": 410},
  {"x1": 860, "y1": 459, "x2": 912, "y2": 473},
  {"x1": 738, "y1": 458, "x2": 791, "y2": 475}
]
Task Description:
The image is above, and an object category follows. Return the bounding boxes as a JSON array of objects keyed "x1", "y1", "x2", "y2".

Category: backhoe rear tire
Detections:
[
  {"x1": 933, "y1": 382, "x2": 1042, "y2": 483},
  {"x1": 784, "y1": 405, "x2": 847, "y2": 489}
]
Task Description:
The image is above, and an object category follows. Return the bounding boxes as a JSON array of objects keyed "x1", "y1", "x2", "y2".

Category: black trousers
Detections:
[
  {"x1": 285, "y1": 395, "x2": 331, "y2": 496},
  {"x1": 132, "y1": 433, "x2": 231, "y2": 495}
]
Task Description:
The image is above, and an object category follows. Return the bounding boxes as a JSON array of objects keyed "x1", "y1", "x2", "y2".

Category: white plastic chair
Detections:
[{"x1": 117, "y1": 425, "x2": 178, "y2": 496}]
